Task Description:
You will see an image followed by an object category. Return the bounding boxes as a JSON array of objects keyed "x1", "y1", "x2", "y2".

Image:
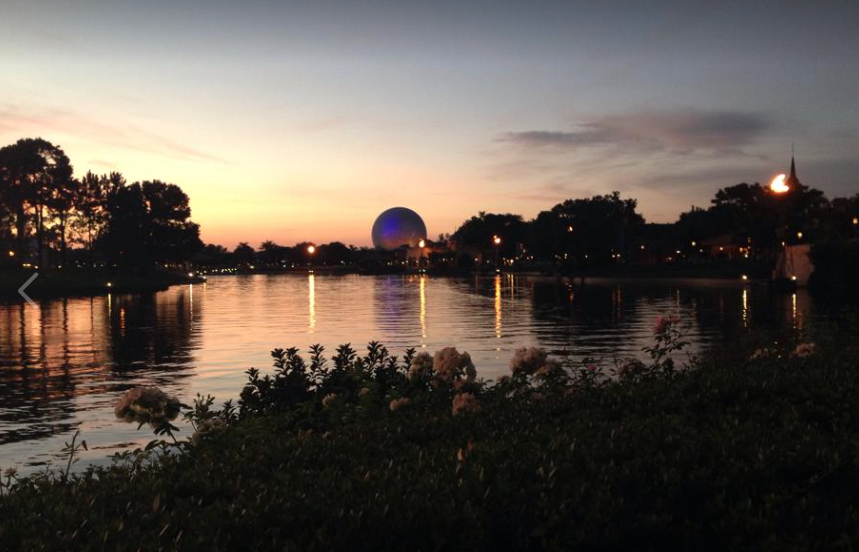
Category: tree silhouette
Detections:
[
  {"x1": 0, "y1": 138, "x2": 73, "y2": 263},
  {"x1": 102, "y1": 180, "x2": 202, "y2": 269}
]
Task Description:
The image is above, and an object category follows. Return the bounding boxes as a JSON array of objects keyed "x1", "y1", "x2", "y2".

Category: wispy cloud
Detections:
[
  {"x1": 0, "y1": 102, "x2": 225, "y2": 165},
  {"x1": 499, "y1": 109, "x2": 770, "y2": 155}
]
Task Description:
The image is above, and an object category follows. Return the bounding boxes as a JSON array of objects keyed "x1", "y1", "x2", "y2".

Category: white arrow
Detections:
[{"x1": 18, "y1": 272, "x2": 38, "y2": 307}]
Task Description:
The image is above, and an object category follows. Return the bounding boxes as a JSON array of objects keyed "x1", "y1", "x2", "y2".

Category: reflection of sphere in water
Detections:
[{"x1": 371, "y1": 207, "x2": 428, "y2": 250}]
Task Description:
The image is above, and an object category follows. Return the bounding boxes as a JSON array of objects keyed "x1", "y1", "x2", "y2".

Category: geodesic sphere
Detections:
[{"x1": 371, "y1": 207, "x2": 428, "y2": 250}]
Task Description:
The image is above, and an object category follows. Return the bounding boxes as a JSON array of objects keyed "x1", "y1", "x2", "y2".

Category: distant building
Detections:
[{"x1": 701, "y1": 234, "x2": 742, "y2": 259}]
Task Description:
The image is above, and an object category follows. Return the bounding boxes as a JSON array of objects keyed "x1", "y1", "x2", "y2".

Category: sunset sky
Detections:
[{"x1": 2, "y1": 0, "x2": 858, "y2": 247}]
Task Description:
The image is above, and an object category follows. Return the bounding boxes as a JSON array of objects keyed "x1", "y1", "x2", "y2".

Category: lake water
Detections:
[{"x1": 0, "y1": 274, "x2": 824, "y2": 473}]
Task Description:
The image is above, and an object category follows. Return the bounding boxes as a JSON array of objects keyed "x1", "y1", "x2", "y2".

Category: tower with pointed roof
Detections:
[{"x1": 784, "y1": 155, "x2": 802, "y2": 190}]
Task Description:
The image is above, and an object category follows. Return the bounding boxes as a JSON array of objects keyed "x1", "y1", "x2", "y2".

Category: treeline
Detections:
[
  {"x1": 198, "y1": 177, "x2": 859, "y2": 273},
  {"x1": 196, "y1": 241, "x2": 369, "y2": 269},
  {"x1": 0, "y1": 138, "x2": 201, "y2": 270},
  {"x1": 447, "y1": 179, "x2": 859, "y2": 269}
]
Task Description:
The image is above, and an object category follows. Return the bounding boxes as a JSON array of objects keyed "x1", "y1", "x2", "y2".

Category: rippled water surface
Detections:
[{"x1": 0, "y1": 274, "x2": 827, "y2": 471}]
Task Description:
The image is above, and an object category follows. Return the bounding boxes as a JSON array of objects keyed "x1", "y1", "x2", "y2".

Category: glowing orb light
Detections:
[{"x1": 770, "y1": 173, "x2": 789, "y2": 194}]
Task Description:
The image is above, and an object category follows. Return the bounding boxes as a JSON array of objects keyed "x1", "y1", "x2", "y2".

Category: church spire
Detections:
[{"x1": 785, "y1": 150, "x2": 801, "y2": 189}]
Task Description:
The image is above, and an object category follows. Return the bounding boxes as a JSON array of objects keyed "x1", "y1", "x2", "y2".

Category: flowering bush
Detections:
[
  {"x1": 643, "y1": 314, "x2": 690, "y2": 376},
  {"x1": 509, "y1": 346, "x2": 549, "y2": 377},
  {"x1": 114, "y1": 387, "x2": 183, "y2": 440},
  {"x1": 432, "y1": 347, "x2": 476, "y2": 388},
  {"x1": 191, "y1": 417, "x2": 225, "y2": 445},
  {"x1": 407, "y1": 351, "x2": 433, "y2": 380},
  {"x1": 790, "y1": 342, "x2": 817, "y2": 358},
  {"x1": 451, "y1": 392, "x2": 481, "y2": 416},
  {"x1": 3, "y1": 331, "x2": 858, "y2": 552}
]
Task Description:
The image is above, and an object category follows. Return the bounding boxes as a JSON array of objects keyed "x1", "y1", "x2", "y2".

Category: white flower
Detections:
[
  {"x1": 750, "y1": 348, "x2": 773, "y2": 361},
  {"x1": 191, "y1": 417, "x2": 225, "y2": 445},
  {"x1": 432, "y1": 347, "x2": 476, "y2": 387},
  {"x1": 509, "y1": 347, "x2": 548, "y2": 377},
  {"x1": 408, "y1": 352, "x2": 433, "y2": 380},
  {"x1": 114, "y1": 387, "x2": 181, "y2": 424}
]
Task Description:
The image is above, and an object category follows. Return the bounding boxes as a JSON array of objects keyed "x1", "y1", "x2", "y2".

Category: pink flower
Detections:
[
  {"x1": 322, "y1": 393, "x2": 338, "y2": 407},
  {"x1": 586, "y1": 364, "x2": 598, "y2": 372},
  {"x1": 653, "y1": 315, "x2": 681, "y2": 335},
  {"x1": 618, "y1": 358, "x2": 641, "y2": 376},
  {"x1": 790, "y1": 343, "x2": 817, "y2": 359}
]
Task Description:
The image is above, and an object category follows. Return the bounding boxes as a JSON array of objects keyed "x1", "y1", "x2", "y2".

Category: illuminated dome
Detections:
[{"x1": 371, "y1": 207, "x2": 428, "y2": 250}]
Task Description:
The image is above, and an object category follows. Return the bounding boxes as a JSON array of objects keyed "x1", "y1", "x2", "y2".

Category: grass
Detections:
[{"x1": 1, "y1": 330, "x2": 858, "y2": 550}]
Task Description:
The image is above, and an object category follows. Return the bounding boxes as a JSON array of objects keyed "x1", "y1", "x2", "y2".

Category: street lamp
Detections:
[
  {"x1": 307, "y1": 244, "x2": 316, "y2": 272},
  {"x1": 492, "y1": 235, "x2": 501, "y2": 271},
  {"x1": 770, "y1": 174, "x2": 789, "y2": 194},
  {"x1": 418, "y1": 239, "x2": 426, "y2": 269}
]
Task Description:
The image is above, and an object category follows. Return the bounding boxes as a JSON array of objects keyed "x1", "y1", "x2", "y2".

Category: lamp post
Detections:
[
  {"x1": 493, "y1": 235, "x2": 501, "y2": 271},
  {"x1": 307, "y1": 244, "x2": 316, "y2": 272},
  {"x1": 418, "y1": 239, "x2": 426, "y2": 270}
]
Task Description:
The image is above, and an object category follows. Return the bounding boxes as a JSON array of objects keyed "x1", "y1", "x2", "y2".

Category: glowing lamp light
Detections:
[
  {"x1": 307, "y1": 245, "x2": 316, "y2": 254},
  {"x1": 188, "y1": 272, "x2": 194, "y2": 278},
  {"x1": 8, "y1": 250, "x2": 14, "y2": 257},
  {"x1": 791, "y1": 275, "x2": 798, "y2": 282},
  {"x1": 493, "y1": 236, "x2": 501, "y2": 245},
  {"x1": 741, "y1": 275, "x2": 749, "y2": 281},
  {"x1": 770, "y1": 174, "x2": 789, "y2": 194},
  {"x1": 106, "y1": 282, "x2": 113, "y2": 288},
  {"x1": 853, "y1": 217, "x2": 858, "y2": 226},
  {"x1": 418, "y1": 239, "x2": 426, "y2": 248},
  {"x1": 796, "y1": 231, "x2": 803, "y2": 240}
]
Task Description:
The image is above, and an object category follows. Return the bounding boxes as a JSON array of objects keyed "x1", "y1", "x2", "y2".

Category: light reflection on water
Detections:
[{"x1": 0, "y1": 274, "x2": 824, "y2": 472}]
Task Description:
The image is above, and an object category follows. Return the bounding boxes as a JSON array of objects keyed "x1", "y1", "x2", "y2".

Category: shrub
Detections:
[{"x1": 2, "y1": 324, "x2": 859, "y2": 550}]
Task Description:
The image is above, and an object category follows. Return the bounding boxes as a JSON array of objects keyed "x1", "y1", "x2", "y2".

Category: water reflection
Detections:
[
  {"x1": 420, "y1": 275, "x2": 427, "y2": 346},
  {"x1": 308, "y1": 274, "x2": 316, "y2": 333},
  {"x1": 1, "y1": 290, "x2": 198, "y2": 468},
  {"x1": 0, "y1": 274, "x2": 838, "y2": 472},
  {"x1": 494, "y1": 275, "x2": 502, "y2": 340}
]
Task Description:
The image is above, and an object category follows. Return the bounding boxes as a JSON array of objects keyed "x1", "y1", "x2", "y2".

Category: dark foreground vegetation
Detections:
[{"x1": 1, "y1": 321, "x2": 857, "y2": 551}]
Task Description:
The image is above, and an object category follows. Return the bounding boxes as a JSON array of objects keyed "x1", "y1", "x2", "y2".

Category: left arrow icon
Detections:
[{"x1": 19, "y1": 272, "x2": 38, "y2": 307}]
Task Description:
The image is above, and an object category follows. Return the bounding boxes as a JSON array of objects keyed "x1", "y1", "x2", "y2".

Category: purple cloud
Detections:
[{"x1": 500, "y1": 109, "x2": 770, "y2": 154}]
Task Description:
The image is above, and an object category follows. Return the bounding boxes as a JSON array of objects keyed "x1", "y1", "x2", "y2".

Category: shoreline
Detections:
[{"x1": 0, "y1": 268, "x2": 205, "y2": 301}]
